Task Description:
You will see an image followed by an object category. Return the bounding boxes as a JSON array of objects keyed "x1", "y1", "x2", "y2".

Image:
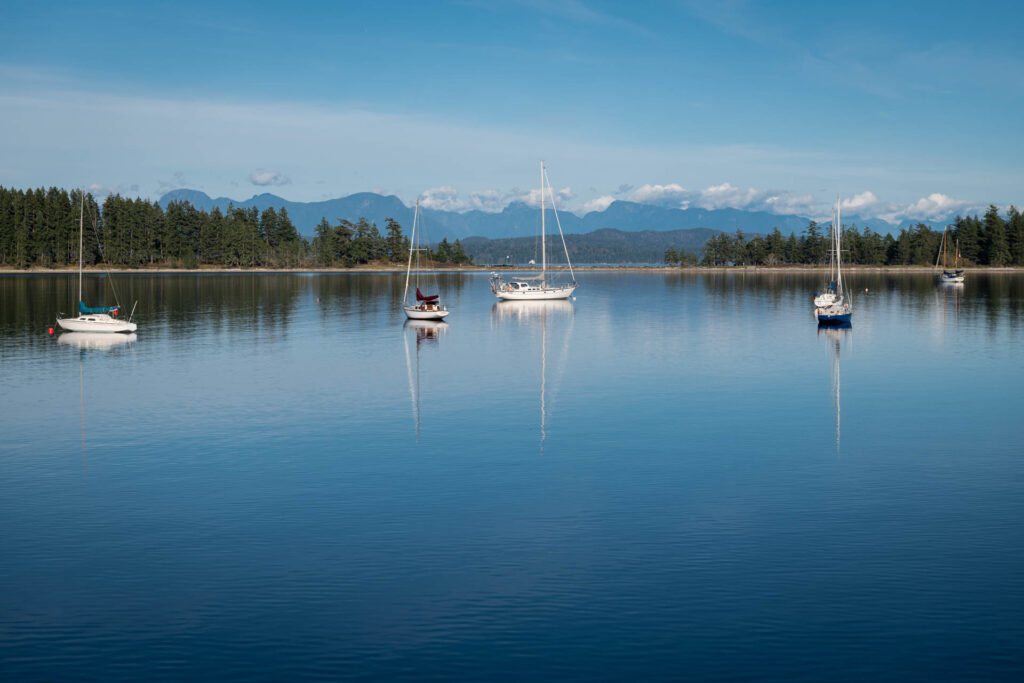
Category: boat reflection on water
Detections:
[
  {"x1": 818, "y1": 322, "x2": 850, "y2": 453},
  {"x1": 938, "y1": 279, "x2": 963, "y2": 329},
  {"x1": 491, "y1": 299, "x2": 574, "y2": 323},
  {"x1": 58, "y1": 332, "x2": 138, "y2": 350},
  {"x1": 403, "y1": 320, "x2": 449, "y2": 438},
  {"x1": 58, "y1": 333, "x2": 137, "y2": 474},
  {"x1": 491, "y1": 300, "x2": 575, "y2": 448}
]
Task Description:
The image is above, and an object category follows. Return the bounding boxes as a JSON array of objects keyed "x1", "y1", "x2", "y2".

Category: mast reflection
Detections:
[
  {"x1": 818, "y1": 322, "x2": 850, "y2": 454},
  {"x1": 491, "y1": 300, "x2": 574, "y2": 449},
  {"x1": 402, "y1": 319, "x2": 448, "y2": 439}
]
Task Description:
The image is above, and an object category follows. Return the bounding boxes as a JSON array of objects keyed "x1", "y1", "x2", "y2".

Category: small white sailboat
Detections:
[
  {"x1": 490, "y1": 162, "x2": 577, "y2": 300},
  {"x1": 402, "y1": 198, "x2": 450, "y2": 321},
  {"x1": 936, "y1": 226, "x2": 965, "y2": 284},
  {"x1": 814, "y1": 198, "x2": 852, "y2": 325},
  {"x1": 56, "y1": 191, "x2": 137, "y2": 333}
]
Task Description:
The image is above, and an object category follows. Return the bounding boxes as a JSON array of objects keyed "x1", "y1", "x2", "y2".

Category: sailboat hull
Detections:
[
  {"x1": 56, "y1": 314, "x2": 137, "y2": 333},
  {"x1": 815, "y1": 309, "x2": 852, "y2": 325},
  {"x1": 494, "y1": 284, "x2": 576, "y2": 301},
  {"x1": 403, "y1": 305, "x2": 449, "y2": 320}
]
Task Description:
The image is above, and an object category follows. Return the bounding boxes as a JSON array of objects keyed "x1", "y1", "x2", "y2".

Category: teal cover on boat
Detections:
[{"x1": 79, "y1": 301, "x2": 118, "y2": 314}]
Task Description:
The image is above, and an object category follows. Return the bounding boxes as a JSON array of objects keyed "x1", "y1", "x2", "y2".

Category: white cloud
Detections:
[
  {"x1": 900, "y1": 193, "x2": 968, "y2": 220},
  {"x1": 582, "y1": 195, "x2": 615, "y2": 213},
  {"x1": 759, "y1": 192, "x2": 818, "y2": 216},
  {"x1": 839, "y1": 191, "x2": 879, "y2": 212},
  {"x1": 696, "y1": 182, "x2": 762, "y2": 210},
  {"x1": 249, "y1": 169, "x2": 290, "y2": 186},
  {"x1": 516, "y1": 185, "x2": 573, "y2": 208},
  {"x1": 466, "y1": 189, "x2": 507, "y2": 212},
  {"x1": 627, "y1": 183, "x2": 690, "y2": 206},
  {"x1": 420, "y1": 185, "x2": 464, "y2": 211}
]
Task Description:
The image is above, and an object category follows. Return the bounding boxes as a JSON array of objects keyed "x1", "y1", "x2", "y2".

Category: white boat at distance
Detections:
[
  {"x1": 491, "y1": 162, "x2": 577, "y2": 301},
  {"x1": 58, "y1": 314, "x2": 137, "y2": 333},
  {"x1": 814, "y1": 198, "x2": 852, "y2": 325},
  {"x1": 56, "y1": 190, "x2": 137, "y2": 333},
  {"x1": 935, "y1": 226, "x2": 965, "y2": 284},
  {"x1": 402, "y1": 197, "x2": 450, "y2": 321}
]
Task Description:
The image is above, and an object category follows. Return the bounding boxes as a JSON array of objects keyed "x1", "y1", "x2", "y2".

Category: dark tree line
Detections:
[
  {"x1": 311, "y1": 218, "x2": 470, "y2": 267},
  {"x1": 663, "y1": 247, "x2": 700, "y2": 266},
  {"x1": 0, "y1": 186, "x2": 472, "y2": 268},
  {"x1": 668, "y1": 206, "x2": 1024, "y2": 267}
]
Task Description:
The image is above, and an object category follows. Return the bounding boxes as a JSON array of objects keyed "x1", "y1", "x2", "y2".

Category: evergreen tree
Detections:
[
  {"x1": 1007, "y1": 206, "x2": 1024, "y2": 266},
  {"x1": 982, "y1": 205, "x2": 1010, "y2": 266},
  {"x1": 384, "y1": 218, "x2": 406, "y2": 262}
]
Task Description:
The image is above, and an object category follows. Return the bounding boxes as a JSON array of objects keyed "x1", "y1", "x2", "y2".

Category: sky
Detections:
[{"x1": 1, "y1": 0, "x2": 1022, "y2": 222}]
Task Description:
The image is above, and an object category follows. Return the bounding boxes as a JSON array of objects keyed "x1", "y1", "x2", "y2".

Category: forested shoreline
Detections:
[
  {"x1": 2, "y1": 186, "x2": 1023, "y2": 270},
  {"x1": 0, "y1": 186, "x2": 472, "y2": 269},
  {"x1": 672, "y1": 206, "x2": 1024, "y2": 267}
]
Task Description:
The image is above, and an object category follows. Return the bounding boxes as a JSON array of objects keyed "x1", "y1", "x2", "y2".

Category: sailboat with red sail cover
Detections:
[{"x1": 402, "y1": 198, "x2": 450, "y2": 321}]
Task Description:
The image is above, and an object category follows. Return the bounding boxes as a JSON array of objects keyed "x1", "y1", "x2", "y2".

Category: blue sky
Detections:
[{"x1": 1, "y1": 0, "x2": 1022, "y2": 221}]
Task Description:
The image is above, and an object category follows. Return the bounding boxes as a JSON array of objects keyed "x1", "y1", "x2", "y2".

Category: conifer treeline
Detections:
[
  {"x1": 0, "y1": 186, "x2": 473, "y2": 268},
  {"x1": 666, "y1": 206, "x2": 1024, "y2": 267}
]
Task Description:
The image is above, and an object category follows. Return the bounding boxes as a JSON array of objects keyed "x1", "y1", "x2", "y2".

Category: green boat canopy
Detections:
[{"x1": 79, "y1": 301, "x2": 119, "y2": 314}]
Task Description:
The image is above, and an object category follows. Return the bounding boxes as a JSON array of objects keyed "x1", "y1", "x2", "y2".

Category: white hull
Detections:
[
  {"x1": 494, "y1": 284, "x2": 576, "y2": 301},
  {"x1": 56, "y1": 314, "x2": 137, "y2": 333},
  {"x1": 403, "y1": 305, "x2": 449, "y2": 320},
  {"x1": 939, "y1": 275, "x2": 965, "y2": 283}
]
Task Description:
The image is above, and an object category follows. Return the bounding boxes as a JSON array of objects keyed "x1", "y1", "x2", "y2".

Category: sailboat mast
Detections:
[
  {"x1": 937, "y1": 228, "x2": 946, "y2": 269},
  {"x1": 78, "y1": 189, "x2": 84, "y2": 304},
  {"x1": 402, "y1": 198, "x2": 419, "y2": 305},
  {"x1": 835, "y1": 198, "x2": 842, "y2": 297},
  {"x1": 829, "y1": 204, "x2": 836, "y2": 284},
  {"x1": 540, "y1": 161, "x2": 546, "y2": 284}
]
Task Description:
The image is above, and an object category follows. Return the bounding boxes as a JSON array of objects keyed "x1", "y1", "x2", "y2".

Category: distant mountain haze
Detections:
[
  {"x1": 463, "y1": 228, "x2": 718, "y2": 265},
  {"x1": 158, "y1": 189, "x2": 947, "y2": 242}
]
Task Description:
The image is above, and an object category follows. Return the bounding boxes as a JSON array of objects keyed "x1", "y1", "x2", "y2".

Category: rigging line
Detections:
[
  {"x1": 542, "y1": 166, "x2": 576, "y2": 282},
  {"x1": 87, "y1": 200, "x2": 124, "y2": 308}
]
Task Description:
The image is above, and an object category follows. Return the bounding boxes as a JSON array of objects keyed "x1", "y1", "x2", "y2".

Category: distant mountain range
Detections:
[
  {"x1": 158, "y1": 189, "x2": 948, "y2": 241},
  {"x1": 464, "y1": 228, "x2": 718, "y2": 265}
]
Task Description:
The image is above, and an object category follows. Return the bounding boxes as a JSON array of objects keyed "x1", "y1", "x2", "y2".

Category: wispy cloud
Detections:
[
  {"x1": 249, "y1": 169, "x2": 290, "y2": 186},
  {"x1": 157, "y1": 171, "x2": 194, "y2": 191},
  {"x1": 0, "y1": 82, "x2": 1017, "y2": 218}
]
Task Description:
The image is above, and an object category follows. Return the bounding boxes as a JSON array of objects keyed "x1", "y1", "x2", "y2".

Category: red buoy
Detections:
[{"x1": 48, "y1": 327, "x2": 54, "y2": 335}]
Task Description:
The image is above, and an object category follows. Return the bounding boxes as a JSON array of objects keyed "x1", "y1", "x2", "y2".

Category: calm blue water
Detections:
[{"x1": 2, "y1": 271, "x2": 1023, "y2": 681}]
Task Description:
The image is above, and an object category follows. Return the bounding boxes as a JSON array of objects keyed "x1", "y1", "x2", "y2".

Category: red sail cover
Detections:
[{"x1": 416, "y1": 288, "x2": 439, "y2": 302}]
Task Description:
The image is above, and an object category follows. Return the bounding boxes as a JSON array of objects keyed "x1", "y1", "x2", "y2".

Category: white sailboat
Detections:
[
  {"x1": 56, "y1": 191, "x2": 137, "y2": 333},
  {"x1": 936, "y1": 226, "x2": 965, "y2": 283},
  {"x1": 402, "y1": 198, "x2": 450, "y2": 321},
  {"x1": 814, "y1": 198, "x2": 852, "y2": 325},
  {"x1": 490, "y1": 162, "x2": 577, "y2": 300}
]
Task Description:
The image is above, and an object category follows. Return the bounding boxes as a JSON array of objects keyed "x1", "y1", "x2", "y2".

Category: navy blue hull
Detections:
[{"x1": 817, "y1": 312, "x2": 852, "y2": 325}]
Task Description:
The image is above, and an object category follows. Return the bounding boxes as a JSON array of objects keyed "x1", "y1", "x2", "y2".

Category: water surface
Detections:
[{"x1": 1, "y1": 271, "x2": 1023, "y2": 680}]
